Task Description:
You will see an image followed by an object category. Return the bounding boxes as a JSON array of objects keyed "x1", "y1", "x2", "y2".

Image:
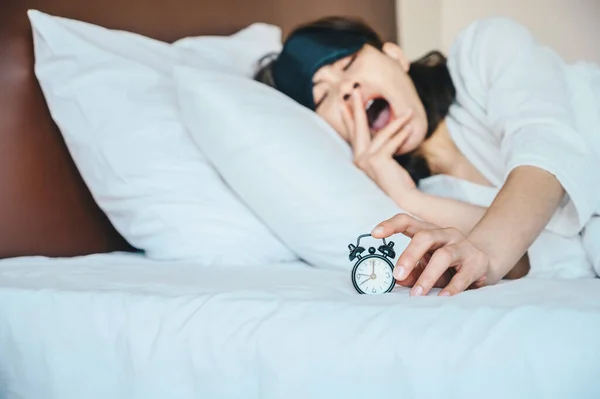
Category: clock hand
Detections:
[{"x1": 359, "y1": 277, "x2": 371, "y2": 286}]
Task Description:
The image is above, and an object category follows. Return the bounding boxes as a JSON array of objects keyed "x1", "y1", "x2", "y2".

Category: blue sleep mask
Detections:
[{"x1": 272, "y1": 27, "x2": 369, "y2": 110}]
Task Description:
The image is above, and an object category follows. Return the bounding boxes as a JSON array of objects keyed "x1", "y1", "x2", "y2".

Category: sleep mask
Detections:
[{"x1": 272, "y1": 27, "x2": 369, "y2": 110}]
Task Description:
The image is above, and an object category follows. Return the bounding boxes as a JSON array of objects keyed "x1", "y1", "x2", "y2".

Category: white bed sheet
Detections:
[{"x1": 1, "y1": 252, "x2": 599, "y2": 399}]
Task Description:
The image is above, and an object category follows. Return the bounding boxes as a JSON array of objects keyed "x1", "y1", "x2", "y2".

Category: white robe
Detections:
[{"x1": 423, "y1": 17, "x2": 600, "y2": 278}]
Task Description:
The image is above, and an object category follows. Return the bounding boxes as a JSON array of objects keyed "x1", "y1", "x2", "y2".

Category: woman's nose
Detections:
[{"x1": 342, "y1": 82, "x2": 361, "y2": 102}]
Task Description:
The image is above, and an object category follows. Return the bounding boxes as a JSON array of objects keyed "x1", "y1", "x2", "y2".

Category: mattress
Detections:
[{"x1": 1, "y1": 252, "x2": 599, "y2": 399}]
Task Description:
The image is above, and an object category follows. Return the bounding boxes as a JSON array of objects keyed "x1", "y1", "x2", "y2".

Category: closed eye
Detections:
[
  {"x1": 315, "y1": 93, "x2": 327, "y2": 109},
  {"x1": 314, "y1": 53, "x2": 358, "y2": 110},
  {"x1": 343, "y1": 53, "x2": 358, "y2": 71}
]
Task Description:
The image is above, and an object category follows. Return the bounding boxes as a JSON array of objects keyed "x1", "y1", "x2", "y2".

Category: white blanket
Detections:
[{"x1": 1, "y1": 252, "x2": 599, "y2": 399}]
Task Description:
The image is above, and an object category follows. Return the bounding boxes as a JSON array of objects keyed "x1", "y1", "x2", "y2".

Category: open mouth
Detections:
[{"x1": 366, "y1": 97, "x2": 392, "y2": 132}]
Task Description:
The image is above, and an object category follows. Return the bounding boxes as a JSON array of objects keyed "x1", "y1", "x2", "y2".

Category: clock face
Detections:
[{"x1": 352, "y1": 255, "x2": 395, "y2": 295}]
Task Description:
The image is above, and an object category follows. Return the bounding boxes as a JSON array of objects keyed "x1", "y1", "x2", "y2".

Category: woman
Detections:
[{"x1": 254, "y1": 16, "x2": 600, "y2": 296}]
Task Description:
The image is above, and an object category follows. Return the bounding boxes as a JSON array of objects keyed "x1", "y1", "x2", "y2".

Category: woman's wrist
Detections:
[{"x1": 465, "y1": 230, "x2": 514, "y2": 283}]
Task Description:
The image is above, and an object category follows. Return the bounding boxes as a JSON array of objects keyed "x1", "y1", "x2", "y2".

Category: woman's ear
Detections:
[{"x1": 382, "y1": 42, "x2": 410, "y2": 72}]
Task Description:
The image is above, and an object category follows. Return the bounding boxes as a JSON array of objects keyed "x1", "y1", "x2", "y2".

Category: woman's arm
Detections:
[
  {"x1": 466, "y1": 165, "x2": 564, "y2": 283},
  {"x1": 456, "y1": 18, "x2": 600, "y2": 237},
  {"x1": 391, "y1": 185, "x2": 487, "y2": 236},
  {"x1": 373, "y1": 19, "x2": 597, "y2": 295},
  {"x1": 385, "y1": 168, "x2": 552, "y2": 281},
  {"x1": 374, "y1": 164, "x2": 564, "y2": 294}
]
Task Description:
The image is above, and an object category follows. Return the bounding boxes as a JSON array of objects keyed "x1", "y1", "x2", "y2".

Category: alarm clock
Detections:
[{"x1": 348, "y1": 233, "x2": 397, "y2": 295}]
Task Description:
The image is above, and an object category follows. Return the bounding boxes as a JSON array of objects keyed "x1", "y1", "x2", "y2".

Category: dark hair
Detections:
[{"x1": 254, "y1": 16, "x2": 456, "y2": 186}]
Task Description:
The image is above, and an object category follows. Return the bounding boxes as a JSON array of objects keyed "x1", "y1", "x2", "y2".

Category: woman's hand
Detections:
[
  {"x1": 341, "y1": 91, "x2": 416, "y2": 197},
  {"x1": 371, "y1": 213, "x2": 492, "y2": 296}
]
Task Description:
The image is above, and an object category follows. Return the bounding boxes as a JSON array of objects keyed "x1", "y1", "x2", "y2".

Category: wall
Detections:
[{"x1": 397, "y1": 0, "x2": 600, "y2": 64}]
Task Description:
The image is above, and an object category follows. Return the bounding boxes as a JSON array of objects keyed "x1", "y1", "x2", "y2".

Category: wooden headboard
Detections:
[{"x1": 0, "y1": 0, "x2": 397, "y2": 259}]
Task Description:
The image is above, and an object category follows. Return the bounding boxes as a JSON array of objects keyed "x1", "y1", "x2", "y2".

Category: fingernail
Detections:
[
  {"x1": 371, "y1": 226, "x2": 384, "y2": 235},
  {"x1": 440, "y1": 291, "x2": 451, "y2": 297},
  {"x1": 393, "y1": 266, "x2": 406, "y2": 280},
  {"x1": 411, "y1": 285, "x2": 423, "y2": 296}
]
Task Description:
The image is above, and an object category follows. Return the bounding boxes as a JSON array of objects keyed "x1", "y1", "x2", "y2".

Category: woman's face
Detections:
[{"x1": 311, "y1": 43, "x2": 428, "y2": 155}]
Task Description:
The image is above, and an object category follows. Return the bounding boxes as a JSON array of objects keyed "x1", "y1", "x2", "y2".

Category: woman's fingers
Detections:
[
  {"x1": 396, "y1": 261, "x2": 454, "y2": 288},
  {"x1": 340, "y1": 98, "x2": 368, "y2": 159},
  {"x1": 380, "y1": 124, "x2": 412, "y2": 156},
  {"x1": 410, "y1": 244, "x2": 462, "y2": 296},
  {"x1": 349, "y1": 91, "x2": 371, "y2": 156},
  {"x1": 340, "y1": 104, "x2": 362, "y2": 155},
  {"x1": 371, "y1": 214, "x2": 490, "y2": 296},
  {"x1": 434, "y1": 270, "x2": 454, "y2": 288},
  {"x1": 395, "y1": 266, "x2": 422, "y2": 287},
  {"x1": 368, "y1": 109, "x2": 413, "y2": 154},
  {"x1": 440, "y1": 269, "x2": 483, "y2": 297},
  {"x1": 371, "y1": 213, "x2": 439, "y2": 239},
  {"x1": 401, "y1": 227, "x2": 475, "y2": 295},
  {"x1": 340, "y1": 103, "x2": 354, "y2": 137},
  {"x1": 410, "y1": 237, "x2": 490, "y2": 296},
  {"x1": 394, "y1": 228, "x2": 459, "y2": 281},
  {"x1": 371, "y1": 214, "x2": 447, "y2": 281},
  {"x1": 438, "y1": 244, "x2": 490, "y2": 296},
  {"x1": 344, "y1": 90, "x2": 414, "y2": 163}
]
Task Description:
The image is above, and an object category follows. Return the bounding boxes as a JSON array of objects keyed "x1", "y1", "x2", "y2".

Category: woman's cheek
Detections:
[{"x1": 318, "y1": 109, "x2": 348, "y2": 141}]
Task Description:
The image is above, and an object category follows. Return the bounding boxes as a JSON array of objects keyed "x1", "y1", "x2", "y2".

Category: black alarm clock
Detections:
[{"x1": 348, "y1": 233, "x2": 396, "y2": 295}]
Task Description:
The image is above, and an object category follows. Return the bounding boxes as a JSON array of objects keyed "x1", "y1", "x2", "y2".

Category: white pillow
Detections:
[
  {"x1": 28, "y1": 10, "x2": 296, "y2": 265},
  {"x1": 174, "y1": 23, "x2": 281, "y2": 75},
  {"x1": 174, "y1": 66, "x2": 411, "y2": 270}
]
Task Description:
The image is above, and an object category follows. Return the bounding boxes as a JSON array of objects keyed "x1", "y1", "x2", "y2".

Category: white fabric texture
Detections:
[
  {"x1": 174, "y1": 66, "x2": 411, "y2": 270},
  {"x1": 446, "y1": 17, "x2": 600, "y2": 237},
  {"x1": 582, "y1": 216, "x2": 600, "y2": 276},
  {"x1": 29, "y1": 10, "x2": 295, "y2": 264},
  {"x1": 173, "y1": 26, "x2": 281, "y2": 75},
  {"x1": 1, "y1": 253, "x2": 600, "y2": 399}
]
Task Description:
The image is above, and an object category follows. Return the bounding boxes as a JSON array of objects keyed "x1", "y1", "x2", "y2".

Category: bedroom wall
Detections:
[{"x1": 396, "y1": 0, "x2": 600, "y2": 64}]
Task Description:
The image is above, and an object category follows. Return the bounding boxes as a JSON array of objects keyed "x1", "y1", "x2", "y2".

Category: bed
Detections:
[
  {"x1": 1, "y1": 0, "x2": 600, "y2": 398},
  {"x1": 2, "y1": 253, "x2": 600, "y2": 398}
]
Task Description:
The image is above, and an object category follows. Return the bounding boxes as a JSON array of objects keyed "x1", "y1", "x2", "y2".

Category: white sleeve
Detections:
[{"x1": 452, "y1": 17, "x2": 600, "y2": 236}]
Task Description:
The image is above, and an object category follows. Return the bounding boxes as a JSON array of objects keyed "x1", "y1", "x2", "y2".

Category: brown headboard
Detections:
[{"x1": 0, "y1": 0, "x2": 397, "y2": 259}]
